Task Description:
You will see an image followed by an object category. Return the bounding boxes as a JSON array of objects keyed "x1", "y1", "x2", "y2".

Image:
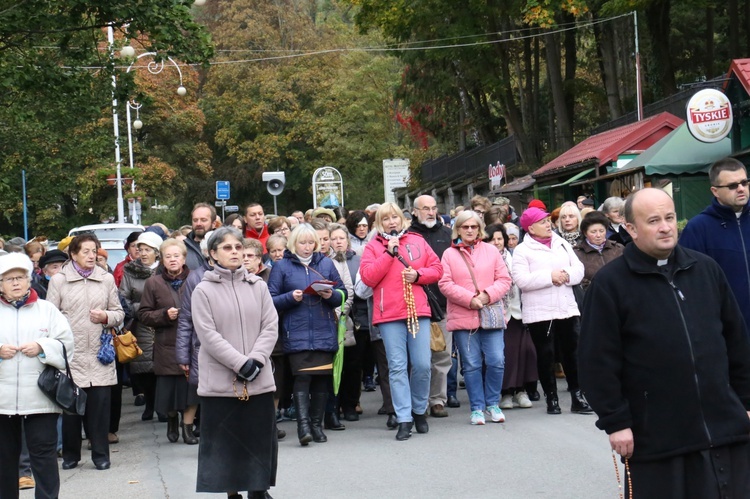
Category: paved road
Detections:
[{"x1": 23, "y1": 381, "x2": 619, "y2": 498}]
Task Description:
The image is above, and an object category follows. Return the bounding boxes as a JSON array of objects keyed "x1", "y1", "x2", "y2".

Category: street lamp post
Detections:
[{"x1": 123, "y1": 52, "x2": 186, "y2": 225}]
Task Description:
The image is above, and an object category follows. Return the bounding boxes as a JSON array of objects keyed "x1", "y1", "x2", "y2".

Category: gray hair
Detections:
[
  {"x1": 600, "y1": 197, "x2": 625, "y2": 215},
  {"x1": 207, "y1": 227, "x2": 243, "y2": 254},
  {"x1": 451, "y1": 210, "x2": 485, "y2": 240}
]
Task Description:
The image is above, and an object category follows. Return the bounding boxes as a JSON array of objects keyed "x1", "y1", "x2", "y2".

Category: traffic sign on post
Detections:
[
  {"x1": 216, "y1": 181, "x2": 230, "y2": 200},
  {"x1": 225, "y1": 205, "x2": 239, "y2": 213}
]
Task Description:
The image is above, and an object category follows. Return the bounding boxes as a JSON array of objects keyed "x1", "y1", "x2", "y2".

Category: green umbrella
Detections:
[{"x1": 333, "y1": 289, "x2": 347, "y2": 395}]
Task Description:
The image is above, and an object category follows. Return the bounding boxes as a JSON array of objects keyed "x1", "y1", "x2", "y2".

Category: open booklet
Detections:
[{"x1": 303, "y1": 280, "x2": 336, "y2": 295}]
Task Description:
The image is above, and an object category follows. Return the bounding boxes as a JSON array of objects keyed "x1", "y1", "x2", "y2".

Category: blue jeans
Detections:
[
  {"x1": 379, "y1": 318, "x2": 432, "y2": 423},
  {"x1": 453, "y1": 328, "x2": 505, "y2": 411}
]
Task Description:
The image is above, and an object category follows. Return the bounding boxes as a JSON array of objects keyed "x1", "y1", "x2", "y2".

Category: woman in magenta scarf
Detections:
[{"x1": 510, "y1": 207, "x2": 592, "y2": 416}]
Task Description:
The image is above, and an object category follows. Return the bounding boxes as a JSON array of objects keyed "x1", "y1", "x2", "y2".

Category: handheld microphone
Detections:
[{"x1": 390, "y1": 230, "x2": 399, "y2": 256}]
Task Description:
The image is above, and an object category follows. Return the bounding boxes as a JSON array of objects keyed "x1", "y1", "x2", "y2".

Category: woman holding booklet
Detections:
[{"x1": 267, "y1": 224, "x2": 346, "y2": 447}]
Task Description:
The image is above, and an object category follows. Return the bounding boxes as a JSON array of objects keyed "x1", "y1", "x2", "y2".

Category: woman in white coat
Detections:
[
  {"x1": 511, "y1": 207, "x2": 592, "y2": 415},
  {"x1": 0, "y1": 253, "x2": 74, "y2": 499}
]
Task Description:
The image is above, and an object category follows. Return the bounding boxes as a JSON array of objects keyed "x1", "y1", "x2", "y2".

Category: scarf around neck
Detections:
[
  {"x1": 531, "y1": 235, "x2": 552, "y2": 248},
  {"x1": 72, "y1": 261, "x2": 94, "y2": 278},
  {"x1": 162, "y1": 266, "x2": 190, "y2": 292}
]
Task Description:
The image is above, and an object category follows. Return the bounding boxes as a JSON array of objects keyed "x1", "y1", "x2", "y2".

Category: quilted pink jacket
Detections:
[{"x1": 438, "y1": 241, "x2": 512, "y2": 332}]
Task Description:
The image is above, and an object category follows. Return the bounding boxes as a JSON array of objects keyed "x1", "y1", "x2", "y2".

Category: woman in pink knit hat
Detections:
[{"x1": 510, "y1": 207, "x2": 593, "y2": 416}]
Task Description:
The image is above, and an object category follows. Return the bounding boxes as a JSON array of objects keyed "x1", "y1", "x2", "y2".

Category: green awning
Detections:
[
  {"x1": 612, "y1": 124, "x2": 730, "y2": 175},
  {"x1": 537, "y1": 168, "x2": 595, "y2": 190}
]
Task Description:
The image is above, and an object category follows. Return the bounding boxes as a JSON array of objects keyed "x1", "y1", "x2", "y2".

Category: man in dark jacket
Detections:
[
  {"x1": 680, "y1": 157, "x2": 750, "y2": 332},
  {"x1": 184, "y1": 203, "x2": 213, "y2": 271},
  {"x1": 579, "y1": 188, "x2": 750, "y2": 498},
  {"x1": 409, "y1": 194, "x2": 453, "y2": 417}
]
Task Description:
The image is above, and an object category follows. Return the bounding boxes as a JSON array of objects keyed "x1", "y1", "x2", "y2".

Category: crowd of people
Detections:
[{"x1": 2, "y1": 156, "x2": 750, "y2": 498}]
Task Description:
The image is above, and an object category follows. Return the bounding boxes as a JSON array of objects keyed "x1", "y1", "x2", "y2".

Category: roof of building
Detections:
[
  {"x1": 532, "y1": 112, "x2": 684, "y2": 178},
  {"x1": 725, "y1": 58, "x2": 750, "y2": 96}
]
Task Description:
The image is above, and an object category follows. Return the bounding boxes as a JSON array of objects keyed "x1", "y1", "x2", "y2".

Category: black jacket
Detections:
[
  {"x1": 184, "y1": 232, "x2": 210, "y2": 271},
  {"x1": 408, "y1": 219, "x2": 452, "y2": 310},
  {"x1": 579, "y1": 243, "x2": 750, "y2": 462}
]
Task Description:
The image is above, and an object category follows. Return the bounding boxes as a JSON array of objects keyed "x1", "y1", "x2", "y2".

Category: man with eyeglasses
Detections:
[
  {"x1": 408, "y1": 195, "x2": 454, "y2": 418},
  {"x1": 680, "y1": 157, "x2": 750, "y2": 331}
]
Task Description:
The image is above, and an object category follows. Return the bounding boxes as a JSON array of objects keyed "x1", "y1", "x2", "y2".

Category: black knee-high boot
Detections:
[
  {"x1": 294, "y1": 392, "x2": 313, "y2": 446},
  {"x1": 310, "y1": 392, "x2": 328, "y2": 443}
]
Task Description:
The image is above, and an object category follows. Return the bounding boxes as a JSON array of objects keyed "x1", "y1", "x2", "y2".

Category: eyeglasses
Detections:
[
  {"x1": 1, "y1": 276, "x2": 29, "y2": 284},
  {"x1": 417, "y1": 206, "x2": 438, "y2": 213},
  {"x1": 220, "y1": 244, "x2": 244, "y2": 252},
  {"x1": 357, "y1": 223, "x2": 369, "y2": 227},
  {"x1": 460, "y1": 225, "x2": 479, "y2": 231},
  {"x1": 713, "y1": 179, "x2": 749, "y2": 190},
  {"x1": 244, "y1": 253, "x2": 260, "y2": 259},
  {"x1": 473, "y1": 210, "x2": 486, "y2": 216}
]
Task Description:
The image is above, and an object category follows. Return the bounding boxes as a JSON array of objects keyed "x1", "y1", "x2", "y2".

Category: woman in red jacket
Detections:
[
  {"x1": 360, "y1": 203, "x2": 443, "y2": 441},
  {"x1": 438, "y1": 211, "x2": 512, "y2": 425}
]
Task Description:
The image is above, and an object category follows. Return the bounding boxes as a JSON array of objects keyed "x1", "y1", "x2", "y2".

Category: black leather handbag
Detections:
[
  {"x1": 424, "y1": 285, "x2": 445, "y2": 322},
  {"x1": 37, "y1": 341, "x2": 87, "y2": 416}
]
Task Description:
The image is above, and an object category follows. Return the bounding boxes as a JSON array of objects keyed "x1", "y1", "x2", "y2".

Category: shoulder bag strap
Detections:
[
  {"x1": 458, "y1": 249, "x2": 480, "y2": 295},
  {"x1": 56, "y1": 339, "x2": 73, "y2": 379}
]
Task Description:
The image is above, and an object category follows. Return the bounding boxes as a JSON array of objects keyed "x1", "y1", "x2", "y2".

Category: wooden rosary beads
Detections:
[
  {"x1": 612, "y1": 450, "x2": 632, "y2": 498},
  {"x1": 402, "y1": 267, "x2": 419, "y2": 338}
]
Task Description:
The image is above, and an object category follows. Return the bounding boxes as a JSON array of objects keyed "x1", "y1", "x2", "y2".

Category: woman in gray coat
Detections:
[
  {"x1": 119, "y1": 231, "x2": 162, "y2": 421},
  {"x1": 192, "y1": 227, "x2": 278, "y2": 499}
]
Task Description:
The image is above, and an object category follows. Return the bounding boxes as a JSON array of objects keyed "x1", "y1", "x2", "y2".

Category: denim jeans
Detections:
[
  {"x1": 453, "y1": 328, "x2": 505, "y2": 412},
  {"x1": 379, "y1": 318, "x2": 432, "y2": 423}
]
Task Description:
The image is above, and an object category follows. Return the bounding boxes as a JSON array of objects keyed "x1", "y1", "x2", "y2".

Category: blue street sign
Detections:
[{"x1": 216, "y1": 181, "x2": 230, "y2": 200}]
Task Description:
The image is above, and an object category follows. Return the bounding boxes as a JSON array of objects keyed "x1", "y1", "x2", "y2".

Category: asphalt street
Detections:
[{"x1": 24, "y1": 380, "x2": 618, "y2": 498}]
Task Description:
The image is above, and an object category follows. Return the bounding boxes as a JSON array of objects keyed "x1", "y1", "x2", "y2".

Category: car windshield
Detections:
[
  {"x1": 106, "y1": 249, "x2": 128, "y2": 268},
  {"x1": 70, "y1": 227, "x2": 138, "y2": 242}
]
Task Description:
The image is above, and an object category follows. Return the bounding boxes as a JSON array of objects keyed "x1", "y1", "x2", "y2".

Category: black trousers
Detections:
[
  {"x1": 339, "y1": 329, "x2": 370, "y2": 412},
  {"x1": 110, "y1": 361, "x2": 123, "y2": 433},
  {"x1": 371, "y1": 339, "x2": 394, "y2": 414},
  {"x1": 626, "y1": 442, "x2": 750, "y2": 499},
  {"x1": 527, "y1": 317, "x2": 581, "y2": 395},
  {"x1": 62, "y1": 385, "x2": 111, "y2": 466},
  {"x1": 130, "y1": 372, "x2": 156, "y2": 414},
  {"x1": 0, "y1": 413, "x2": 59, "y2": 499}
]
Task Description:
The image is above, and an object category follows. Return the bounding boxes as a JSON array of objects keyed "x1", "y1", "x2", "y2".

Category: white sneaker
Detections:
[
  {"x1": 470, "y1": 410, "x2": 486, "y2": 425},
  {"x1": 499, "y1": 394, "x2": 514, "y2": 410},
  {"x1": 486, "y1": 405, "x2": 506, "y2": 423},
  {"x1": 515, "y1": 391, "x2": 533, "y2": 408}
]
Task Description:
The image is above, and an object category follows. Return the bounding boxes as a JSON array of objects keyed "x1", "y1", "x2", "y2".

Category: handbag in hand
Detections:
[
  {"x1": 38, "y1": 340, "x2": 87, "y2": 416},
  {"x1": 429, "y1": 322, "x2": 446, "y2": 352},
  {"x1": 458, "y1": 249, "x2": 506, "y2": 330},
  {"x1": 110, "y1": 326, "x2": 143, "y2": 363}
]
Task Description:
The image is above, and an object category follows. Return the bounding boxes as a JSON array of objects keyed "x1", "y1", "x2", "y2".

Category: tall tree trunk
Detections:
[
  {"x1": 729, "y1": 0, "x2": 740, "y2": 58},
  {"x1": 645, "y1": 0, "x2": 677, "y2": 97},
  {"x1": 545, "y1": 32, "x2": 574, "y2": 150},
  {"x1": 705, "y1": 5, "x2": 715, "y2": 78},
  {"x1": 593, "y1": 18, "x2": 623, "y2": 119},
  {"x1": 562, "y1": 12, "x2": 577, "y2": 130}
]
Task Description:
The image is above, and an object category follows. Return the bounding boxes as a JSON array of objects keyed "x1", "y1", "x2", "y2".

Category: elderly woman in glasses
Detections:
[
  {"x1": 192, "y1": 227, "x2": 279, "y2": 499},
  {"x1": 438, "y1": 212, "x2": 512, "y2": 425},
  {"x1": 511, "y1": 207, "x2": 592, "y2": 416},
  {"x1": 0, "y1": 254, "x2": 73, "y2": 499}
]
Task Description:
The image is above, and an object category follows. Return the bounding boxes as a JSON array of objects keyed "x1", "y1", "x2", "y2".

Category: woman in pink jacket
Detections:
[
  {"x1": 438, "y1": 211, "x2": 512, "y2": 425},
  {"x1": 360, "y1": 203, "x2": 442, "y2": 441},
  {"x1": 511, "y1": 207, "x2": 593, "y2": 416}
]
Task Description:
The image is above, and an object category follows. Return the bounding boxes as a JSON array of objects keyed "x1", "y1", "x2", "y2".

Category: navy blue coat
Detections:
[
  {"x1": 680, "y1": 197, "x2": 750, "y2": 332},
  {"x1": 267, "y1": 251, "x2": 346, "y2": 354}
]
